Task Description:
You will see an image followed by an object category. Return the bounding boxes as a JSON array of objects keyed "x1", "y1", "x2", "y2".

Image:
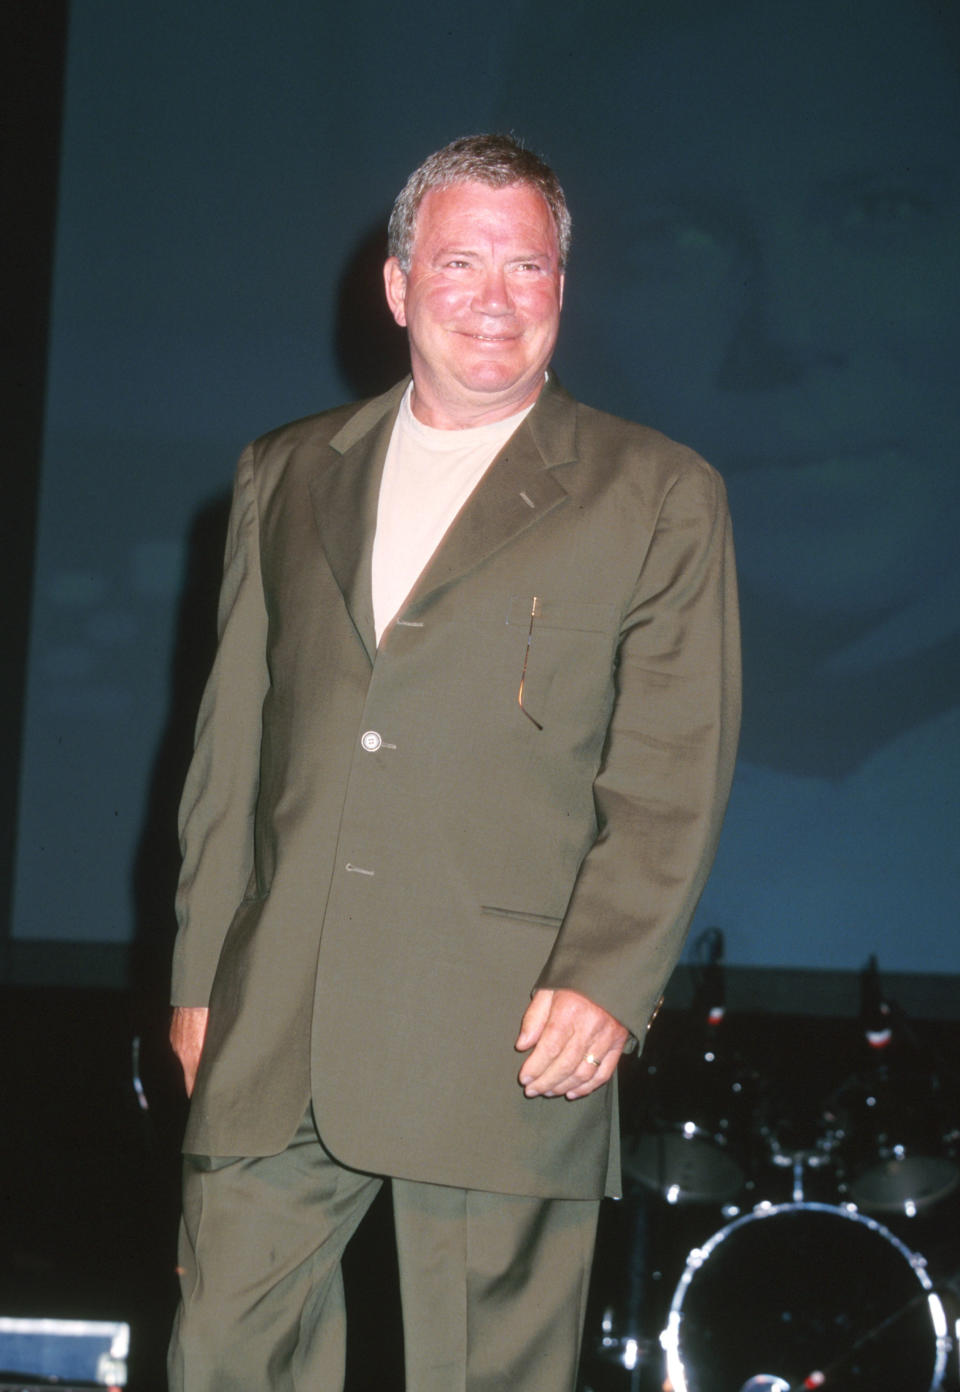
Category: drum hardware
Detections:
[
  {"x1": 624, "y1": 930, "x2": 757, "y2": 1206},
  {"x1": 751, "y1": 1093, "x2": 844, "y2": 1210},
  {"x1": 579, "y1": 1193, "x2": 677, "y2": 1391},
  {"x1": 614, "y1": 962, "x2": 960, "y2": 1390},
  {"x1": 829, "y1": 959, "x2": 960, "y2": 1216},
  {"x1": 660, "y1": 1202, "x2": 951, "y2": 1392},
  {"x1": 587, "y1": 1308, "x2": 657, "y2": 1390},
  {"x1": 581, "y1": 1296, "x2": 670, "y2": 1392},
  {"x1": 596, "y1": 1309, "x2": 642, "y2": 1369},
  {"x1": 762, "y1": 1138, "x2": 838, "y2": 1206},
  {"x1": 778, "y1": 1271, "x2": 959, "y2": 1392}
]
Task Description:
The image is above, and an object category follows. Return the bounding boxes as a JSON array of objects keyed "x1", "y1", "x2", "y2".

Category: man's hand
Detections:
[
  {"x1": 515, "y1": 988, "x2": 628, "y2": 1100},
  {"x1": 169, "y1": 1005, "x2": 209, "y2": 1097}
]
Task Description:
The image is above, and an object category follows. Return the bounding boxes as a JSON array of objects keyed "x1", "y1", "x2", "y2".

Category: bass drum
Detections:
[{"x1": 662, "y1": 1203, "x2": 950, "y2": 1392}]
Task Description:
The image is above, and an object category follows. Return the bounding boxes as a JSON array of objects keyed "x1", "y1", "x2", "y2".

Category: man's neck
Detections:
[{"x1": 408, "y1": 373, "x2": 548, "y2": 430}]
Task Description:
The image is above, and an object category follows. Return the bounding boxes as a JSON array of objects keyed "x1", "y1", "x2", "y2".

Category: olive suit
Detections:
[{"x1": 169, "y1": 374, "x2": 740, "y2": 1386}]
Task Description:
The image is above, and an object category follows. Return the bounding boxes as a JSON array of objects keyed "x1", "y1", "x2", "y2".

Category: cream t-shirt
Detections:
[{"x1": 371, "y1": 385, "x2": 535, "y2": 643}]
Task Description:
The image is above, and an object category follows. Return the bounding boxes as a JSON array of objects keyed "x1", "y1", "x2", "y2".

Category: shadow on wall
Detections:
[
  {"x1": 131, "y1": 220, "x2": 412, "y2": 1014},
  {"x1": 131, "y1": 491, "x2": 232, "y2": 1006},
  {"x1": 335, "y1": 218, "x2": 410, "y2": 401}
]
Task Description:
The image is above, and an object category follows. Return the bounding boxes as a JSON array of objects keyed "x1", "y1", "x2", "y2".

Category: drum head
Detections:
[
  {"x1": 626, "y1": 1129, "x2": 745, "y2": 1203},
  {"x1": 663, "y1": 1203, "x2": 947, "y2": 1392},
  {"x1": 827, "y1": 1070, "x2": 960, "y2": 1216},
  {"x1": 849, "y1": 1155, "x2": 959, "y2": 1214}
]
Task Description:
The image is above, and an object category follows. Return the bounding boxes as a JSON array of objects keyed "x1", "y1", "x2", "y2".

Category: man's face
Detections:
[{"x1": 384, "y1": 180, "x2": 564, "y2": 428}]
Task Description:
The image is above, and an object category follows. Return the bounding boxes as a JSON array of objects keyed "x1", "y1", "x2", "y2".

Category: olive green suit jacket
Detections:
[{"x1": 171, "y1": 375, "x2": 740, "y2": 1198}]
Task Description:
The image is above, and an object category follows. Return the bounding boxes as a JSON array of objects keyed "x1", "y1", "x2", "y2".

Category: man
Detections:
[{"x1": 168, "y1": 133, "x2": 740, "y2": 1391}]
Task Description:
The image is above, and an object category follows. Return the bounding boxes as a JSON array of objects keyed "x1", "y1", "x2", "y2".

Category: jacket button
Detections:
[{"x1": 360, "y1": 730, "x2": 382, "y2": 752}]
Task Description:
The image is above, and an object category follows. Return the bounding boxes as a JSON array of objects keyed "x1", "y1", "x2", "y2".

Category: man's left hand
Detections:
[{"x1": 515, "y1": 988, "x2": 629, "y2": 1099}]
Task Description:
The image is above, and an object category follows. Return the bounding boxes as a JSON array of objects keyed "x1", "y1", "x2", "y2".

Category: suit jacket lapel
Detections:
[
  {"x1": 408, "y1": 375, "x2": 577, "y2": 608},
  {"x1": 305, "y1": 375, "x2": 579, "y2": 653},
  {"x1": 306, "y1": 381, "x2": 407, "y2": 663}
]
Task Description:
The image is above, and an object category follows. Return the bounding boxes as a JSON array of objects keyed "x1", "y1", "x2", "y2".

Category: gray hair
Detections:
[{"x1": 387, "y1": 133, "x2": 572, "y2": 272}]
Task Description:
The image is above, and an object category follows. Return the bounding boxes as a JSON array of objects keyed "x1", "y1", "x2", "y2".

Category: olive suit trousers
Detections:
[{"x1": 167, "y1": 1107, "x2": 600, "y2": 1392}]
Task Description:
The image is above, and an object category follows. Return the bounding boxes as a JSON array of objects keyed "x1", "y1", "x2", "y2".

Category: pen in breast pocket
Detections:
[{"x1": 517, "y1": 596, "x2": 543, "y2": 730}]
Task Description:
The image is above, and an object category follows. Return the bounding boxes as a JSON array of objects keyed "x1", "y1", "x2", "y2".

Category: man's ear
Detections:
[{"x1": 383, "y1": 257, "x2": 408, "y2": 328}]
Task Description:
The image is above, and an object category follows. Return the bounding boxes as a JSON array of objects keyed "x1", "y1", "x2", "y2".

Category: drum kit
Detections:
[{"x1": 582, "y1": 952, "x2": 960, "y2": 1392}]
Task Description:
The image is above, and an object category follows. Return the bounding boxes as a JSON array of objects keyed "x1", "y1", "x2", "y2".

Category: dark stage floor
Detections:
[{"x1": 2, "y1": 989, "x2": 958, "y2": 1391}]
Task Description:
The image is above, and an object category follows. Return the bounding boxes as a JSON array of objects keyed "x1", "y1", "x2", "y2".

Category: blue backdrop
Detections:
[{"x1": 13, "y1": 0, "x2": 959, "y2": 982}]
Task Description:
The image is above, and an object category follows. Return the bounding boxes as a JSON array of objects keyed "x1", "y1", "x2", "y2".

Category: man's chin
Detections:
[{"x1": 455, "y1": 362, "x2": 543, "y2": 401}]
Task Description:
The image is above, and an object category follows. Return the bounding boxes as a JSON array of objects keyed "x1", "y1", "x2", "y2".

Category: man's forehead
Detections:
[{"x1": 412, "y1": 180, "x2": 558, "y2": 246}]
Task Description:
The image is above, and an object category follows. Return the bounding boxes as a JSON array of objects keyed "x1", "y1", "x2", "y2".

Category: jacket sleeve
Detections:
[
  {"x1": 534, "y1": 454, "x2": 741, "y2": 1039},
  {"x1": 170, "y1": 445, "x2": 269, "y2": 1006}
]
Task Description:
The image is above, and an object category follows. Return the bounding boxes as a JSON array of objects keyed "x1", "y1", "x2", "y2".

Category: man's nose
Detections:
[{"x1": 472, "y1": 266, "x2": 512, "y2": 315}]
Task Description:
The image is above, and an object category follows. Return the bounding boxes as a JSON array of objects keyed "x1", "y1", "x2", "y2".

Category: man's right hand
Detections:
[{"x1": 170, "y1": 1005, "x2": 209, "y2": 1096}]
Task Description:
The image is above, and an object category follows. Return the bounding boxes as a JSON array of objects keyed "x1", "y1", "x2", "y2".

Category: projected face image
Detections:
[{"x1": 533, "y1": 0, "x2": 960, "y2": 770}]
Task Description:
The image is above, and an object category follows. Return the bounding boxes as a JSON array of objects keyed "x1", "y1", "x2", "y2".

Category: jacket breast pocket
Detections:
[
  {"x1": 505, "y1": 595, "x2": 618, "y2": 635},
  {"x1": 505, "y1": 595, "x2": 618, "y2": 731}
]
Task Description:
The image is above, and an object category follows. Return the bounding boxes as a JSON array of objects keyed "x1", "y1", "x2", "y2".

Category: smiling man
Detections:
[
  {"x1": 383, "y1": 179, "x2": 563, "y2": 426},
  {"x1": 167, "y1": 134, "x2": 740, "y2": 1392}
]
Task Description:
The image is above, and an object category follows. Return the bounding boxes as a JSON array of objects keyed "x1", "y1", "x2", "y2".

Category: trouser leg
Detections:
[
  {"x1": 167, "y1": 1108, "x2": 381, "y2": 1392},
  {"x1": 391, "y1": 1179, "x2": 600, "y2": 1392}
]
